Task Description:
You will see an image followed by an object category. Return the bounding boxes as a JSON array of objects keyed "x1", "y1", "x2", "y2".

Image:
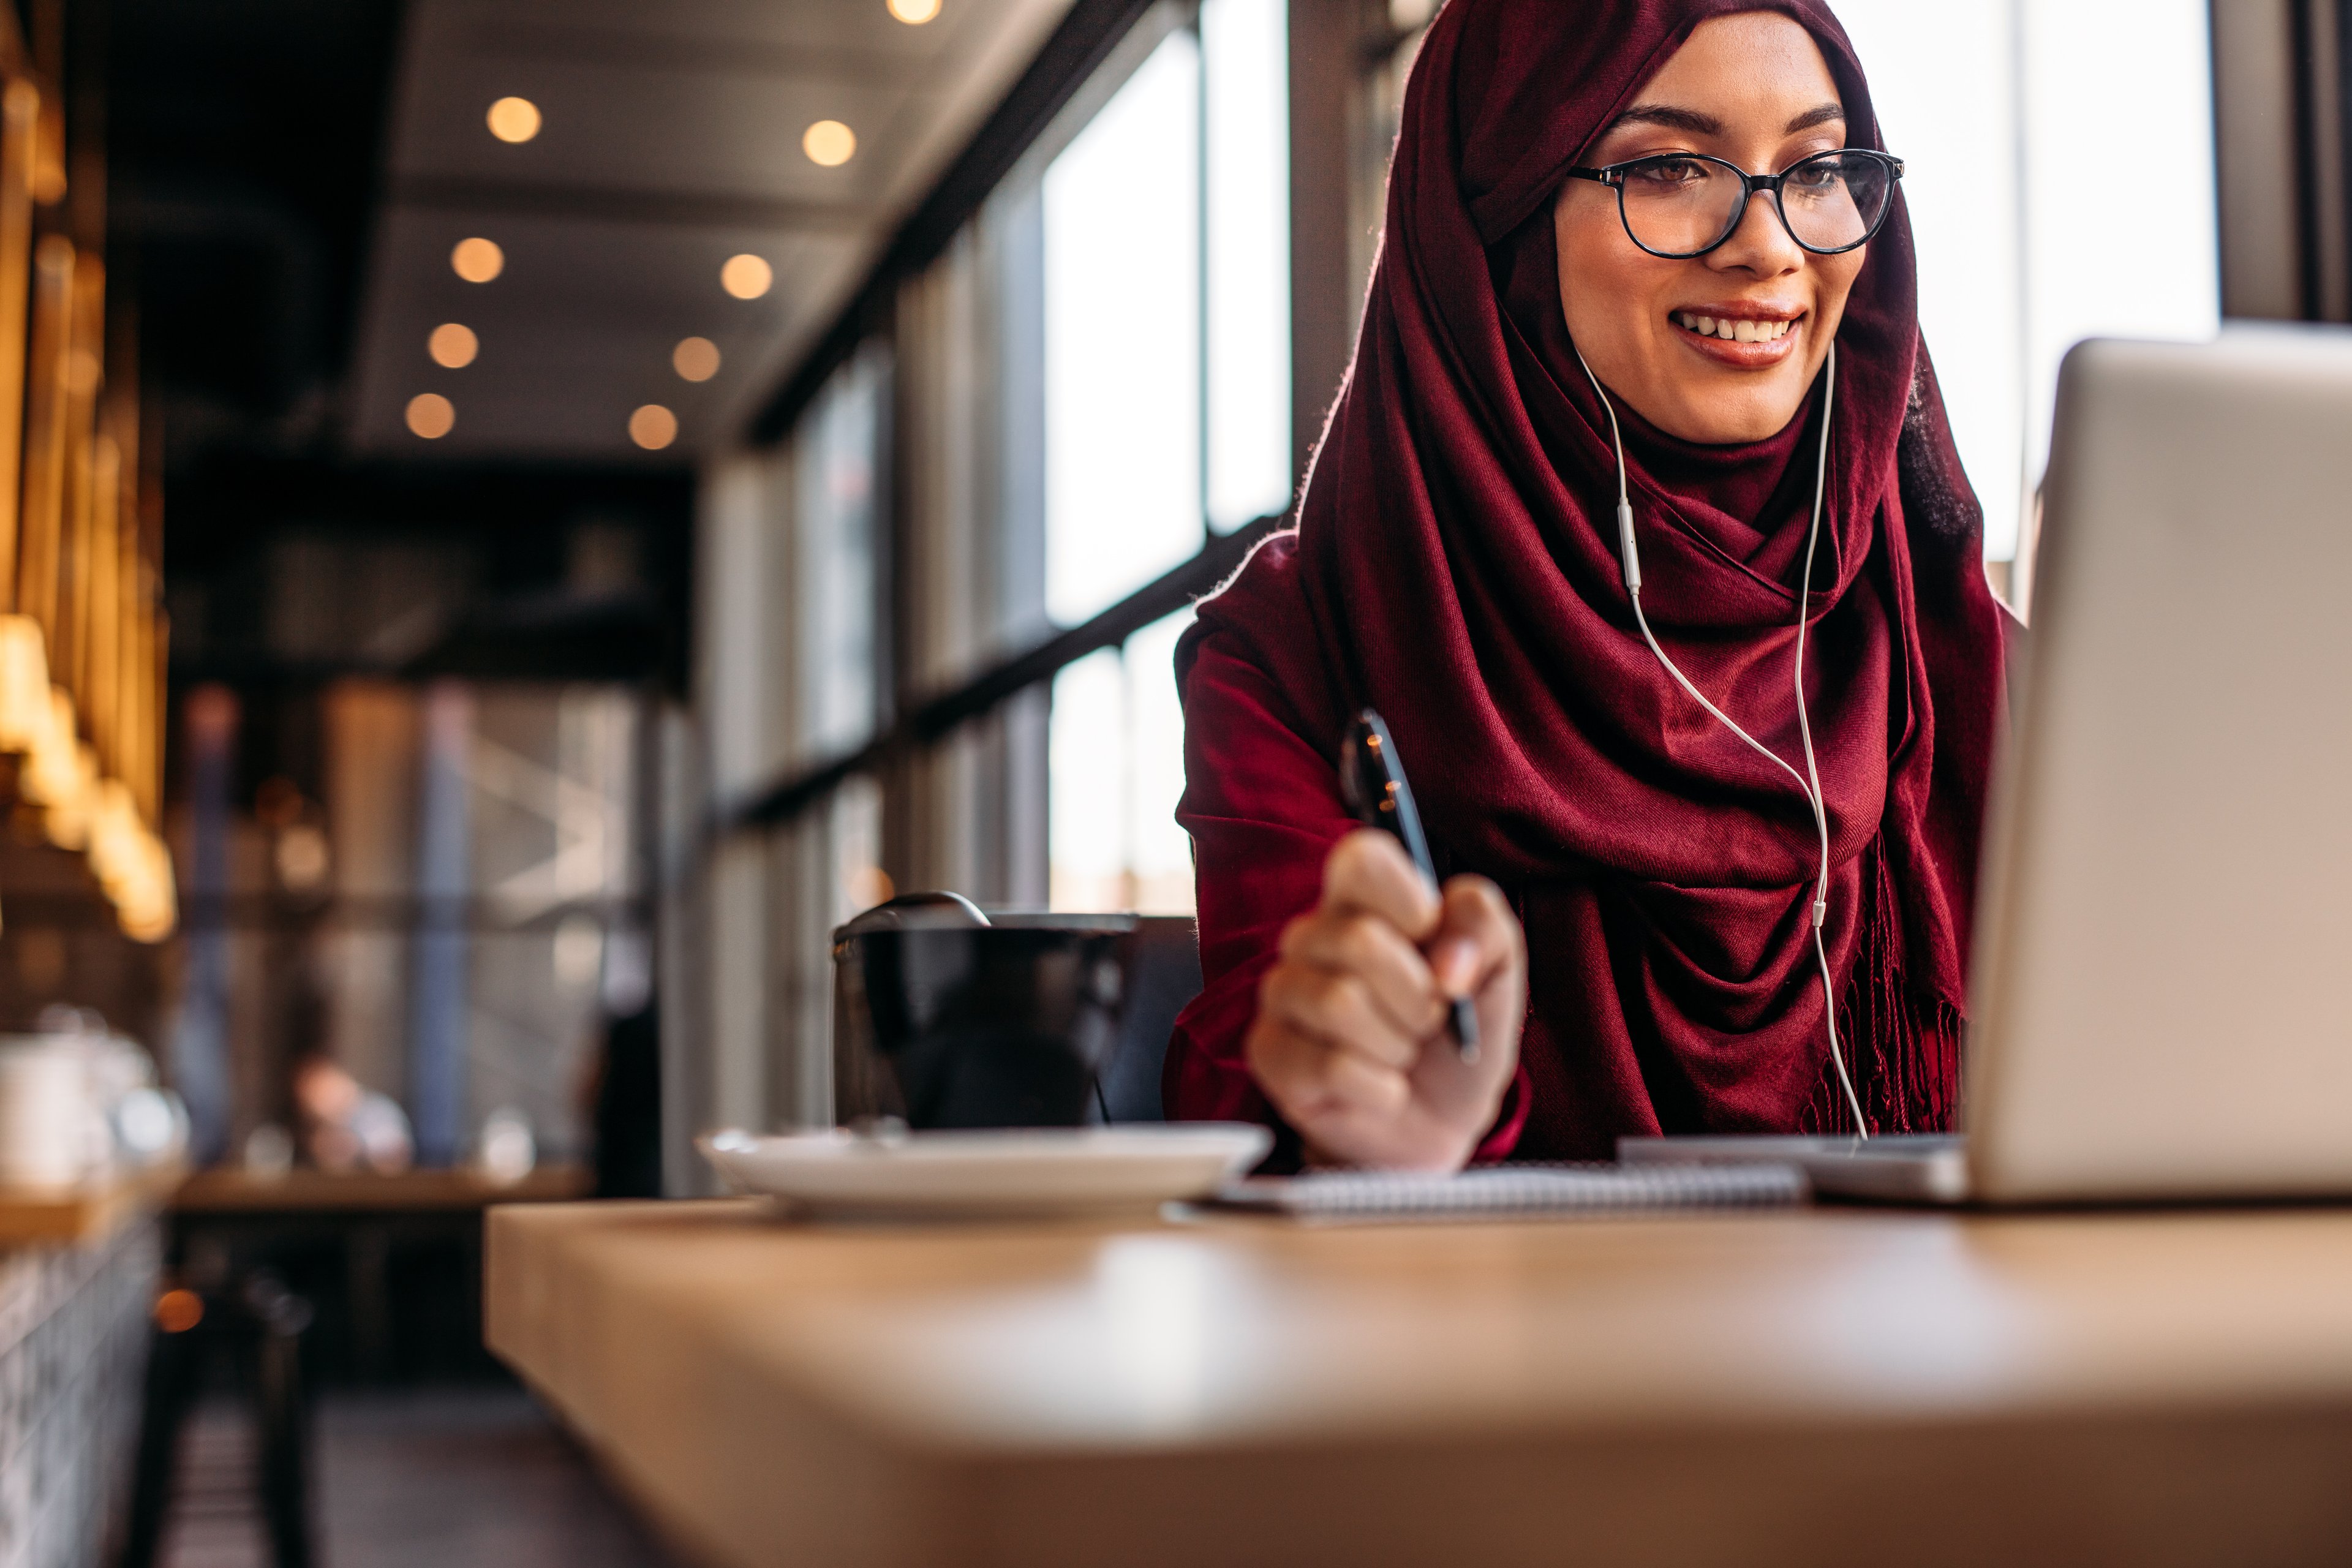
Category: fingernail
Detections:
[{"x1": 1437, "y1": 939, "x2": 1477, "y2": 995}]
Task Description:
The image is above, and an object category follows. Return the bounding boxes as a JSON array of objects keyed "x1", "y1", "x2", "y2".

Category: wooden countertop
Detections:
[
  {"x1": 0, "y1": 1159, "x2": 184, "y2": 1248},
  {"x1": 176, "y1": 1163, "x2": 592, "y2": 1215},
  {"x1": 486, "y1": 1199, "x2": 2352, "y2": 1568}
]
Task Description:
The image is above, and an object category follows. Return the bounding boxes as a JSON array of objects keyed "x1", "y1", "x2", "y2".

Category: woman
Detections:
[{"x1": 1167, "y1": 0, "x2": 2007, "y2": 1170}]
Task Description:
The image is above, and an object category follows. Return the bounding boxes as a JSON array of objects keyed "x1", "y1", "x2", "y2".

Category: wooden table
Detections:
[
  {"x1": 175, "y1": 1163, "x2": 590, "y2": 1215},
  {"x1": 179, "y1": 1164, "x2": 590, "y2": 1381},
  {"x1": 486, "y1": 1200, "x2": 2352, "y2": 1568}
]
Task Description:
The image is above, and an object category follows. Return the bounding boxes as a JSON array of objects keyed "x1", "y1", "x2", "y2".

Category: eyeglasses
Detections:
[{"x1": 1563, "y1": 148, "x2": 1905, "y2": 260}]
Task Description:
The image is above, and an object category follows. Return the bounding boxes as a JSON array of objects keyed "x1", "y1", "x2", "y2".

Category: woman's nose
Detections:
[{"x1": 1711, "y1": 189, "x2": 1803, "y2": 274}]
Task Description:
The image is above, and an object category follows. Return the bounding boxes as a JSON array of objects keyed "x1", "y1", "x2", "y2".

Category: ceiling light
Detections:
[
  {"x1": 451, "y1": 237, "x2": 504, "y2": 283},
  {"x1": 802, "y1": 120, "x2": 856, "y2": 167},
  {"x1": 672, "y1": 337, "x2": 721, "y2": 382},
  {"x1": 888, "y1": 0, "x2": 942, "y2": 23},
  {"x1": 720, "y1": 254, "x2": 772, "y2": 300},
  {"x1": 486, "y1": 96, "x2": 542, "y2": 144},
  {"x1": 428, "y1": 323, "x2": 478, "y2": 368},
  {"x1": 407, "y1": 393, "x2": 455, "y2": 439},
  {"x1": 629, "y1": 405, "x2": 679, "y2": 451}
]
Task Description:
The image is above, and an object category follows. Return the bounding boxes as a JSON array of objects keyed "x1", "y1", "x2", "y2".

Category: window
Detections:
[
  {"x1": 1044, "y1": 0, "x2": 1291, "y2": 912},
  {"x1": 1824, "y1": 0, "x2": 2220, "y2": 562}
]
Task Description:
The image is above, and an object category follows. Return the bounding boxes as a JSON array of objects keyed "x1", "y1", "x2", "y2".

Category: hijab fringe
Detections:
[{"x1": 1801, "y1": 832, "x2": 1964, "y2": 1137}]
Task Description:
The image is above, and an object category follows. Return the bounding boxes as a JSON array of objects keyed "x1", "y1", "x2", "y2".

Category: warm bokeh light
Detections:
[
  {"x1": 406, "y1": 393, "x2": 456, "y2": 439},
  {"x1": 888, "y1": 0, "x2": 942, "y2": 23},
  {"x1": 428, "y1": 322, "x2": 478, "y2": 368},
  {"x1": 802, "y1": 119, "x2": 857, "y2": 167},
  {"x1": 629, "y1": 404, "x2": 679, "y2": 450},
  {"x1": 486, "y1": 96, "x2": 542, "y2": 143},
  {"x1": 451, "y1": 236, "x2": 505, "y2": 282},
  {"x1": 154, "y1": 1289, "x2": 205, "y2": 1335},
  {"x1": 720, "y1": 254, "x2": 772, "y2": 300},
  {"x1": 672, "y1": 336, "x2": 721, "y2": 382}
]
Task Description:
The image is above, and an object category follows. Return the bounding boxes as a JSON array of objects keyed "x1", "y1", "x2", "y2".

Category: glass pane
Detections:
[
  {"x1": 1044, "y1": 31, "x2": 1205, "y2": 627},
  {"x1": 795, "y1": 349, "x2": 884, "y2": 756},
  {"x1": 1047, "y1": 611, "x2": 1198, "y2": 914},
  {"x1": 1204, "y1": 0, "x2": 1292, "y2": 530},
  {"x1": 2012, "y1": 0, "x2": 2215, "y2": 539},
  {"x1": 1122, "y1": 609, "x2": 1197, "y2": 914},
  {"x1": 1831, "y1": 0, "x2": 2024, "y2": 558},
  {"x1": 1049, "y1": 647, "x2": 1128, "y2": 910},
  {"x1": 1823, "y1": 0, "x2": 2217, "y2": 562}
]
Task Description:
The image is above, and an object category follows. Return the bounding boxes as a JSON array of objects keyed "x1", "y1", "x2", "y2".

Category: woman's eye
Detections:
[{"x1": 1628, "y1": 157, "x2": 1708, "y2": 188}]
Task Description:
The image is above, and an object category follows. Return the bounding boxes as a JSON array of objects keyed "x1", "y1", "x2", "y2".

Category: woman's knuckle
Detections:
[
  {"x1": 1337, "y1": 914, "x2": 1387, "y2": 970},
  {"x1": 1326, "y1": 971, "x2": 1372, "y2": 1022}
]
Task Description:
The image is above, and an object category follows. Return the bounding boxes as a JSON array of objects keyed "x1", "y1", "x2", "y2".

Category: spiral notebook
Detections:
[{"x1": 1210, "y1": 1161, "x2": 1809, "y2": 1223}]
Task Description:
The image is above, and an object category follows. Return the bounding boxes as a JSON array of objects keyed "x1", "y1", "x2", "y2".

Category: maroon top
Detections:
[{"x1": 1166, "y1": 0, "x2": 2007, "y2": 1159}]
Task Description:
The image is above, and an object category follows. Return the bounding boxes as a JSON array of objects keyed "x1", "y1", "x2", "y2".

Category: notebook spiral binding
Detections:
[{"x1": 1213, "y1": 1161, "x2": 1810, "y2": 1223}]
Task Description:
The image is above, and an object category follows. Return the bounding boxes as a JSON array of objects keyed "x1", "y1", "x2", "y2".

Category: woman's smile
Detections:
[{"x1": 1670, "y1": 304, "x2": 1806, "y2": 368}]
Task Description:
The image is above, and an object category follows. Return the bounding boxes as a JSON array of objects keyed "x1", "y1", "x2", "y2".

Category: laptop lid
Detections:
[{"x1": 1966, "y1": 329, "x2": 2352, "y2": 1202}]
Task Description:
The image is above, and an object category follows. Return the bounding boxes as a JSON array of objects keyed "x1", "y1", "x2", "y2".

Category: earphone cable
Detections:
[{"x1": 1576, "y1": 342, "x2": 1869, "y2": 1137}]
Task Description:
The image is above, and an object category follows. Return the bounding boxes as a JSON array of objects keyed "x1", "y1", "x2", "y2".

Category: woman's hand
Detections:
[{"x1": 1245, "y1": 830, "x2": 1526, "y2": 1171}]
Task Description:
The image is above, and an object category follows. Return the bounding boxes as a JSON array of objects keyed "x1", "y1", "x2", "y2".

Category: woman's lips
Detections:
[{"x1": 1670, "y1": 309, "x2": 1805, "y2": 368}]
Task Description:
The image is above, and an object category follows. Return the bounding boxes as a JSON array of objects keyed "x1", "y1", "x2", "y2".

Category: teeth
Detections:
[{"x1": 1675, "y1": 312, "x2": 1795, "y2": 344}]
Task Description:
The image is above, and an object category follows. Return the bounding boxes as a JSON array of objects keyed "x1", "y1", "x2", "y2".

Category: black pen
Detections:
[{"x1": 1339, "y1": 709, "x2": 1482, "y2": 1065}]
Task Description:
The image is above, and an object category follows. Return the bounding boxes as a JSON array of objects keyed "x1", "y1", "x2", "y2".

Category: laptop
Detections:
[{"x1": 1623, "y1": 328, "x2": 2352, "y2": 1205}]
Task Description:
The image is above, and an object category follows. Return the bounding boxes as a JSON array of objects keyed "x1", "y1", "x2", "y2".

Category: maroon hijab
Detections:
[{"x1": 1181, "y1": 0, "x2": 2005, "y2": 1148}]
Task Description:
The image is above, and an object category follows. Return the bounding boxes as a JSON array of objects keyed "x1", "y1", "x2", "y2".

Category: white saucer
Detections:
[{"x1": 698, "y1": 1123, "x2": 1273, "y2": 1219}]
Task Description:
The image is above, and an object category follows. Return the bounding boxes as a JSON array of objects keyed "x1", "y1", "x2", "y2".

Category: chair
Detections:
[{"x1": 119, "y1": 1273, "x2": 317, "y2": 1568}]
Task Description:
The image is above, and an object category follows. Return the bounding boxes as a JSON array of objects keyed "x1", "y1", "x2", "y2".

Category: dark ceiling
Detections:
[
  {"x1": 100, "y1": 0, "x2": 1070, "y2": 693},
  {"x1": 107, "y1": 0, "x2": 403, "y2": 458},
  {"x1": 102, "y1": 0, "x2": 695, "y2": 698}
]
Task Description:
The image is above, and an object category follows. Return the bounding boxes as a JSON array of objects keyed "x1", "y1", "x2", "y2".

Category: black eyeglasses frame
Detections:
[{"x1": 1562, "y1": 148, "x2": 1906, "y2": 260}]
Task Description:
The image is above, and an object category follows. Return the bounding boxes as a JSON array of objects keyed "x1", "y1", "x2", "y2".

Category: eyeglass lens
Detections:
[{"x1": 1619, "y1": 153, "x2": 1894, "y2": 258}]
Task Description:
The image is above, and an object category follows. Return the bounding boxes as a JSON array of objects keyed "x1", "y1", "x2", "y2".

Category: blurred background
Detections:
[{"x1": 0, "y1": 0, "x2": 2335, "y2": 1562}]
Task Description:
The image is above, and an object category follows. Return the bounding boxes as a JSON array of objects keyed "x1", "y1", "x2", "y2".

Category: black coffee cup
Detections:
[{"x1": 832, "y1": 896, "x2": 1136, "y2": 1129}]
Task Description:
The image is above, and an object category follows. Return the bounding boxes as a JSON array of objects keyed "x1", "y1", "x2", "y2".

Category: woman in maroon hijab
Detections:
[{"x1": 1167, "y1": 0, "x2": 2007, "y2": 1170}]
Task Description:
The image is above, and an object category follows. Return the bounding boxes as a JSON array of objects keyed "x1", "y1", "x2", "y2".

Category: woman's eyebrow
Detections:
[
  {"x1": 1608, "y1": 104, "x2": 1721, "y2": 136},
  {"x1": 1605, "y1": 102, "x2": 1847, "y2": 138}
]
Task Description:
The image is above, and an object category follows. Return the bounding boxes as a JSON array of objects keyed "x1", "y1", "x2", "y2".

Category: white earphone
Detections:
[{"x1": 1574, "y1": 341, "x2": 1869, "y2": 1137}]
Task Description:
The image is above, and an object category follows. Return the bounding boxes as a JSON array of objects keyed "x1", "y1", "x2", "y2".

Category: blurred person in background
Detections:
[
  {"x1": 292, "y1": 1049, "x2": 415, "y2": 1174},
  {"x1": 283, "y1": 984, "x2": 413, "y2": 1174}
]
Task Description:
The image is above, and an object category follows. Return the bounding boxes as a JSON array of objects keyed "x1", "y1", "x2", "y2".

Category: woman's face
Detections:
[{"x1": 1554, "y1": 12, "x2": 1867, "y2": 445}]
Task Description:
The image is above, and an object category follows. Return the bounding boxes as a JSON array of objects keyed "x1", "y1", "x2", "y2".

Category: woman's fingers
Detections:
[
  {"x1": 1426, "y1": 875, "x2": 1525, "y2": 999},
  {"x1": 1258, "y1": 960, "x2": 1420, "y2": 1071},
  {"x1": 1321, "y1": 829, "x2": 1442, "y2": 941},
  {"x1": 1246, "y1": 1016, "x2": 1412, "y2": 1125},
  {"x1": 1278, "y1": 910, "x2": 1448, "y2": 1041}
]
